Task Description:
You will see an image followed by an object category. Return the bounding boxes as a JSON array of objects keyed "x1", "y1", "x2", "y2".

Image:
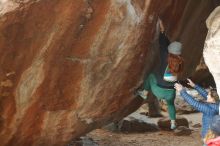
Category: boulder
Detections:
[
  {"x1": 191, "y1": 58, "x2": 216, "y2": 88},
  {"x1": 68, "y1": 137, "x2": 98, "y2": 146},
  {"x1": 192, "y1": 123, "x2": 202, "y2": 128},
  {"x1": 203, "y1": 6, "x2": 220, "y2": 96},
  {"x1": 147, "y1": 93, "x2": 163, "y2": 117},
  {"x1": 0, "y1": 0, "x2": 219, "y2": 145},
  {"x1": 136, "y1": 93, "x2": 163, "y2": 118},
  {"x1": 118, "y1": 113, "x2": 159, "y2": 133},
  {"x1": 173, "y1": 126, "x2": 192, "y2": 136},
  {"x1": 0, "y1": 1, "x2": 156, "y2": 145},
  {"x1": 103, "y1": 122, "x2": 119, "y2": 132},
  {"x1": 158, "y1": 117, "x2": 189, "y2": 131}
]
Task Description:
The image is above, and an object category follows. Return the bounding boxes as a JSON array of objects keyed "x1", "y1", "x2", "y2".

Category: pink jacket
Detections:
[{"x1": 207, "y1": 137, "x2": 220, "y2": 146}]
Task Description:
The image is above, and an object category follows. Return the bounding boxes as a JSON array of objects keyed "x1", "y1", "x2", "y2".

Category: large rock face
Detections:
[
  {"x1": 204, "y1": 6, "x2": 220, "y2": 96},
  {"x1": 0, "y1": 0, "x2": 219, "y2": 146}
]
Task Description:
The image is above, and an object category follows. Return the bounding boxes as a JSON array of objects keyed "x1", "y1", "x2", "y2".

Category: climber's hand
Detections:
[
  {"x1": 174, "y1": 83, "x2": 184, "y2": 92},
  {"x1": 158, "y1": 18, "x2": 165, "y2": 32},
  {"x1": 187, "y1": 78, "x2": 196, "y2": 88}
]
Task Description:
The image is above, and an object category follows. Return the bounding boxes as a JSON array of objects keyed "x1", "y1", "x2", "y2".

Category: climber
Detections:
[
  {"x1": 174, "y1": 79, "x2": 219, "y2": 144},
  {"x1": 204, "y1": 115, "x2": 220, "y2": 146},
  {"x1": 137, "y1": 18, "x2": 184, "y2": 129}
]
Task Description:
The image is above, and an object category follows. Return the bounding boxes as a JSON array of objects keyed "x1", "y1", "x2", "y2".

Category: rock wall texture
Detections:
[
  {"x1": 190, "y1": 58, "x2": 216, "y2": 88},
  {"x1": 204, "y1": 6, "x2": 220, "y2": 96},
  {"x1": 0, "y1": 0, "x2": 219, "y2": 146},
  {"x1": 160, "y1": 0, "x2": 219, "y2": 79}
]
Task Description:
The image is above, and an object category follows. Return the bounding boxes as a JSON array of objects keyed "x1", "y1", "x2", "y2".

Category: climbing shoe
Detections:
[
  {"x1": 137, "y1": 90, "x2": 148, "y2": 100},
  {"x1": 171, "y1": 124, "x2": 177, "y2": 130},
  {"x1": 171, "y1": 120, "x2": 177, "y2": 130}
]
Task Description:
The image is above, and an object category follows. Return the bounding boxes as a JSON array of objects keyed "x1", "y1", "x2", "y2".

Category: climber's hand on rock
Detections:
[
  {"x1": 174, "y1": 83, "x2": 184, "y2": 92},
  {"x1": 158, "y1": 18, "x2": 165, "y2": 32}
]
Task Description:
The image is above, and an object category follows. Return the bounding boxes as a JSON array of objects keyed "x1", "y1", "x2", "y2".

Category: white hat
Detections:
[{"x1": 168, "y1": 41, "x2": 182, "y2": 55}]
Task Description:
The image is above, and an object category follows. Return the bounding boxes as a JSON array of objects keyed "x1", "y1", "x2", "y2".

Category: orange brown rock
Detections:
[{"x1": 0, "y1": 0, "x2": 219, "y2": 146}]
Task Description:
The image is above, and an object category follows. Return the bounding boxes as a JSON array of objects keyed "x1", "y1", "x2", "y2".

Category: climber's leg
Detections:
[{"x1": 137, "y1": 74, "x2": 157, "y2": 100}]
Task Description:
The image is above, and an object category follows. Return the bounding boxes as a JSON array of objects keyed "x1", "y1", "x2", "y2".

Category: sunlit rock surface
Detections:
[
  {"x1": 204, "y1": 6, "x2": 220, "y2": 96},
  {"x1": 0, "y1": 0, "x2": 219, "y2": 146}
]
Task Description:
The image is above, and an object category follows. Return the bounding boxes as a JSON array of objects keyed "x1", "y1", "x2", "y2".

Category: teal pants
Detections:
[{"x1": 144, "y1": 73, "x2": 176, "y2": 120}]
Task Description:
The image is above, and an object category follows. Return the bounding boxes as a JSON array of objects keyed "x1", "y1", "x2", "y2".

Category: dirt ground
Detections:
[{"x1": 87, "y1": 113, "x2": 203, "y2": 146}]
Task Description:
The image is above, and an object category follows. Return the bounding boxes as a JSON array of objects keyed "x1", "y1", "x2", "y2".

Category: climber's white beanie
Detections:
[{"x1": 168, "y1": 41, "x2": 182, "y2": 55}]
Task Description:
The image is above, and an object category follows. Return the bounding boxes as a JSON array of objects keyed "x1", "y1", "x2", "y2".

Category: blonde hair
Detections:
[{"x1": 204, "y1": 130, "x2": 217, "y2": 143}]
